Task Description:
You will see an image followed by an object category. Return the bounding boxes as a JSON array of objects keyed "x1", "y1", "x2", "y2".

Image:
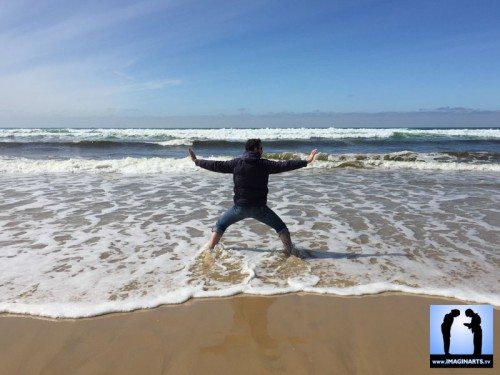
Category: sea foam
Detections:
[
  {"x1": 1, "y1": 127, "x2": 499, "y2": 144},
  {"x1": 1, "y1": 152, "x2": 499, "y2": 175},
  {"x1": 1, "y1": 168, "x2": 498, "y2": 318}
]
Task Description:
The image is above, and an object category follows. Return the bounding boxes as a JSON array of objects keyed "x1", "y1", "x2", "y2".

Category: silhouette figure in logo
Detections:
[
  {"x1": 441, "y1": 309, "x2": 460, "y2": 355},
  {"x1": 464, "y1": 308, "x2": 482, "y2": 355}
]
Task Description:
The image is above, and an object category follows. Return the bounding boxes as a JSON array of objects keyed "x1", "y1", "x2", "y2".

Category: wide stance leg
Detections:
[
  {"x1": 207, "y1": 232, "x2": 222, "y2": 250},
  {"x1": 278, "y1": 229, "x2": 294, "y2": 257},
  {"x1": 207, "y1": 206, "x2": 246, "y2": 250},
  {"x1": 252, "y1": 206, "x2": 294, "y2": 257}
]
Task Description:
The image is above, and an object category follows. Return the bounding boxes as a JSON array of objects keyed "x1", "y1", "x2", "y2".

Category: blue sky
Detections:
[{"x1": 1, "y1": 0, "x2": 499, "y2": 127}]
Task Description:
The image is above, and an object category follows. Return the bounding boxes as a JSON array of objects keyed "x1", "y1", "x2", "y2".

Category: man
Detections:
[
  {"x1": 441, "y1": 309, "x2": 460, "y2": 355},
  {"x1": 188, "y1": 139, "x2": 317, "y2": 257},
  {"x1": 464, "y1": 308, "x2": 482, "y2": 355}
]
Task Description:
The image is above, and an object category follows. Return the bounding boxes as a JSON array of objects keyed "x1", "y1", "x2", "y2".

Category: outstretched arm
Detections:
[
  {"x1": 188, "y1": 148, "x2": 236, "y2": 173},
  {"x1": 188, "y1": 148, "x2": 197, "y2": 162},
  {"x1": 306, "y1": 149, "x2": 318, "y2": 164},
  {"x1": 266, "y1": 149, "x2": 318, "y2": 174}
]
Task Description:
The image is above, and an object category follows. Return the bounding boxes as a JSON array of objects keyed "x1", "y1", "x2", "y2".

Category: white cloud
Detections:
[
  {"x1": 0, "y1": 58, "x2": 181, "y2": 116},
  {"x1": 0, "y1": 1, "x2": 172, "y2": 71},
  {"x1": 0, "y1": 1, "x2": 183, "y2": 116},
  {"x1": 123, "y1": 79, "x2": 182, "y2": 92}
]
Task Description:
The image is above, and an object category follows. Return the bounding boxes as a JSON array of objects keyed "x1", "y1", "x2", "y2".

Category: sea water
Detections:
[{"x1": 0, "y1": 127, "x2": 498, "y2": 318}]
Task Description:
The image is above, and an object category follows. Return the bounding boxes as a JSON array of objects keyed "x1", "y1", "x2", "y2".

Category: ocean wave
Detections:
[
  {"x1": 1, "y1": 138, "x2": 499, "y2": 153},
  {"x1": 1, "y1": 151, "x2": 499, "y2": 174},
  {"x1": 0, "y1": 140, "x2": 167, "y2": 149},
  {"x1": 1, "y1": 284, "x2": 498, "y2": 318},
  {"x1": 1, "y1": 127, "x2": 499, "y2": 144},
  {"x1": 2, "y1": 160, "x2": 498, "y2": 318}
]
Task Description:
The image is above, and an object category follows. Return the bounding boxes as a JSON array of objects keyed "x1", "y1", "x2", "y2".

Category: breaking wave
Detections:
[
  {"x1": 1, "y1": 127, "x2": 499, "y2": 144},
  {"x1": 1, "y1": 151, "x2": 499, "y2": 174}
]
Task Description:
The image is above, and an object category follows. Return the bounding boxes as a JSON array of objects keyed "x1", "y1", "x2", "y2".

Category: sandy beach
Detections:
[
  {"x1": 0, "y1": 293, "x2": 497, "y2": 374},
  {"x1": 2, "y1": 0, "x2": 499, "y2": 373}
]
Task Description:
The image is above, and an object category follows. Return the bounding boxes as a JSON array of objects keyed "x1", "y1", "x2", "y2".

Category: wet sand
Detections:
[{"x1": 0, "y1": 293, "x2": 497, "y2": 374}]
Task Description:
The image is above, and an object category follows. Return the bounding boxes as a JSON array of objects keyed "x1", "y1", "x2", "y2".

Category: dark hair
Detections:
[{"x1": 245, "y1": 138, "x2": 262, "y2": 151}]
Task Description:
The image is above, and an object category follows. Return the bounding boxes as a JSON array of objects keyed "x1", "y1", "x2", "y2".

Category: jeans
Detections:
[{"x1": 213, "y1": 205, "x2": 288, "y2": 235}]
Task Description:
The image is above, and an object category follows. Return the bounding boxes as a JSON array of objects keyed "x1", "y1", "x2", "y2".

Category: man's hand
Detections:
[
  {"x1": 306, "y1": 149, "x2": 318, "y2": 164},
  {"x1": 188, "y1": 148, "x2": 197, "y2": 162}
]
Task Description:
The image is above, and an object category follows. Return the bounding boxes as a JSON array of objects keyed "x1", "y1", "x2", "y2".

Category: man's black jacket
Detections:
[{"x1": 195, "y1": 151, "x2": 307, "y2": 206}]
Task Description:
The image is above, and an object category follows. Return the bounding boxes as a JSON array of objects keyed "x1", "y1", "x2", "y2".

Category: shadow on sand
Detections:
[
  {"x1": 298, "y1": 249, "x2": 407, "y2": 260},
  {"x1": 228, "y1": 246, "x2": 407, "y2": 260}
]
